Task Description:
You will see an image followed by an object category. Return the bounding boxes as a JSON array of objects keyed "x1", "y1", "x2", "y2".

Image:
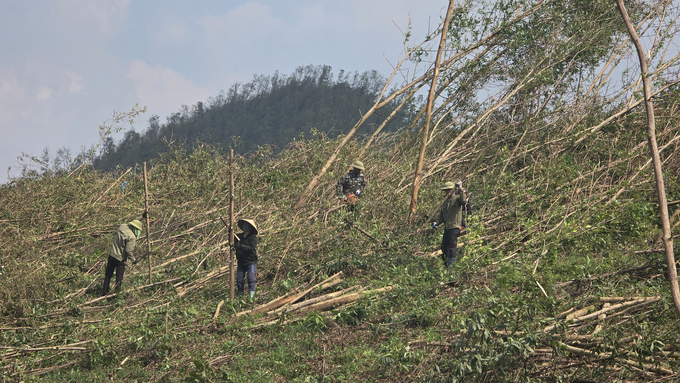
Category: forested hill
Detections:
[{"x1": 93, "y1": 65, "x2": 405, "y2": 171}]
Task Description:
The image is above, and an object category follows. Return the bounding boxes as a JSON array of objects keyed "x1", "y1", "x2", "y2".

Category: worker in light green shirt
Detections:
[
  {"x1": 101, "y1": 219, "x2": 142, "y2": 296},
  {"x1": 432, "y1": 181, "x2": 468, "y2": 268}
]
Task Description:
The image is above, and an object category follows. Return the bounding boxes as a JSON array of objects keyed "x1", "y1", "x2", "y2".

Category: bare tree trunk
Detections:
[
  {"x1": 143, "y1": 162, "x2": 152, "y2": 284},
  {"x1": 408, "y1": 0, "x2": 455, "y2": 223},
  {"x1": 229, "y1": 149, "x2": 235, "y2": 300},
  {"x1": 615, "y1": 0, "x2": 680, "y2": 317},
  {"x1": 357, "y1": 85, "x2": 423, "y2": 159}
]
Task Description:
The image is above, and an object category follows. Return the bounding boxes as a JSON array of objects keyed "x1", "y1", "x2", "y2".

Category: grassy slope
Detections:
[{"x1": 1, "y1": 109, "x2": 680, "y2": 382}]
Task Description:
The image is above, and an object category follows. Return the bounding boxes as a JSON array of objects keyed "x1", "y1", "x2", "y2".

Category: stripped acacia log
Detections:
[
  {"x1": 599, "y1": 296, "x2": 658, "y2": 303},
  {"x1": 268, "y1": 272, "x2": 345, "y2": 315},
  {"x1": 235, "y1": 289, "x2": 300, "y2": 318},
  {"x1": 213, "y1": 300, "x2": 224, "y2": 321},
  {"x1": 236, "y1": 272, "x2": 343, "y2": 317},
  {"x1": 544, "y1": 297, "x2": 660, "y2": 332},
  {"x1": 266, "y1": 286, "x2": 360, "y2": 316}
]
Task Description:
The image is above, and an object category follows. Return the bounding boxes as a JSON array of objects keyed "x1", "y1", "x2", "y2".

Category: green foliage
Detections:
[
  {"x1": 302, "y1": 312, "x2": 327, "y2": 332},
  {"x1": 333, "y1": 305, "x2": 368, "y2": 326}
]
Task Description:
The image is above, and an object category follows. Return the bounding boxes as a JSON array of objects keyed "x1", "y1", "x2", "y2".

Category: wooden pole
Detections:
[
  {"x1": 616, "y1": 0, "x2": 680, "y2": 317},
  {"x1": 408, "y1": 0, "x2": 455, "y2": 223},
  {"x1": 143, "y1": 162, "x2": 152, "y2": 284},
  {"x1": 229, "y1": 149, "x2": 235, "y2": 300}
]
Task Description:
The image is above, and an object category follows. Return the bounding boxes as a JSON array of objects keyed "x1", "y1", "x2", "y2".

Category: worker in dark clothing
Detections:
[
  {"x1": 102, "y1": 219, "x2": 143, "y2": 296},
  {"x1": 432, "y1": 181, "x2": 468, "y2": 268},
  {"x1": 337, "y1": 161, "x2": 367, "y2": 220},
  {"x1": 336, "y1": 160, "x2": 367, "y2": 203},
  {"x1": 235, "y1": 218, "x2": 259, "y2": 300}
]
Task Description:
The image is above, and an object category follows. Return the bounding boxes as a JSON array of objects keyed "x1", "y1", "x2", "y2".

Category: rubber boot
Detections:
[
  {"x1": 249, "y1": 291, "x2": 255, "y2": 301},
  {"x1": 238, "y1": 291, "x2": 244, "y2": 298}
]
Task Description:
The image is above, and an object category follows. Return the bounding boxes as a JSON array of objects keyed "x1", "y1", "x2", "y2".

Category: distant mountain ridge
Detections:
[{"x1": 93, "y1": 65, "x2": 406, "y2": 171}]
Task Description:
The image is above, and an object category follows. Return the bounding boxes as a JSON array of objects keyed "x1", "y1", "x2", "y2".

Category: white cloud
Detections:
[
  {"x1": 54, "y1": 0, "x2": 130, "y2": 36},
  {"x1": 288, "y1": 3, "x2": 342, "y2": 39},
  {"x1": 0, "y1": 76, "x2": 25, "y2": 106},
  {"x1": 0, "y1": 70, "x2": 28, "y2": 132},
  {"x1": 201, "y1": 2, "x2": 283, "y2": 42},
  {"x1": 153, "y1": 16, "x2": 189, "y2": 46},
  {"x1": 349, "y1": 0, "x2": 445, "y2": 32},
  {"x1": 126, "y1": 60, "x2": 211, "y2": 119},
  {"x1": 67, "y1": 71, "x2": 85, "y2": 93},
  {"x1": 36, "y1": 86, "x2": 52, "y2": 100}
]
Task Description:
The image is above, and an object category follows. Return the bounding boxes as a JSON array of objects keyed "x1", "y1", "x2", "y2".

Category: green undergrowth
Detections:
[{"x1": 1, "y1": 112, "x2": 680, "y2": 382}]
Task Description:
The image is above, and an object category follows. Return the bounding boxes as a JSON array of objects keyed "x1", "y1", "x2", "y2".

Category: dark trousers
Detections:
[
  {"x1": 441, "y1": 228, "x2": 461, "y2": 268},
  {"x1": 102, "y1": 255, "x2": 126, "y2": 296},
  {"x1": 236, "y1": 264, "x2": 257, "y2": 292}
]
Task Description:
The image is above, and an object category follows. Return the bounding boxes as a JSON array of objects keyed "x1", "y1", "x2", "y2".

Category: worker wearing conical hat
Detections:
[
  {"x1": 102, "y1": 219, "x2": 143, "y2": 296},
  {"x1": 432, "y1": 181, "x2": 468, "y2": 268},
  {"x1": 235, "y1": 218, "x2": 259, "y2": 300},
  {"x1": 336, "y1": 160, "x2": 367, "y2": 204}
]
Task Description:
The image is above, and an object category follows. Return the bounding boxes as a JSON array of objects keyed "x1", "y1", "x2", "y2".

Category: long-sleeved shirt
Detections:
[
  {"x1": 336, "y1": 172, "x2": 367, "y2": 197},
  {"x1": 235, "y1": 232, "x2": 258, "y2": 267},
  {"x1": 437, "y1": 191, "x2": 468, "y2": 230},
  {"x1": 109, "y1": 224, "x2": 137, "y2": 262}
]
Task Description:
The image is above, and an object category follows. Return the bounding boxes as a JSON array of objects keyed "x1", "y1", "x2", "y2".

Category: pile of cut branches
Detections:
[
  {"x1": 222, "y1": 272, "x2": 396, "y2": 329},
  {"x1": 531, "y1": 296, "x2": 675, "y2": 377}
]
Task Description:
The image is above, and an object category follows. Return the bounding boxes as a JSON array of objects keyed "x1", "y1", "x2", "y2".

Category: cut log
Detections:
[
  {"x1": 266, "y1": 286, "x2": 360, "y2": 316},
  {"x1": 268, "y1": 272, "x2": 344, "y2": 314},
  {"x1": 236, "y1": 272, "x2": 343, "y2": 317},
  {"x1": 213, "y1": 300, "x2": 225, "y2": 321},
  {"x1": 565, "y1": 305, "x2": 593, "y2": 321},
  {"x1": 235, "y1": 289, "x2": 300, "y2": 317},
  {"x1": 598, "y1": 296, "x2": 658, "y2": 303},
  {"x1": 287, "y1": 285, "x2": 396, "y2": 316},
  {"x1": 562, "y1": 343, "x2": 673, "y2": 375},
  {"x1": 248, "y1": 302, "x2": 357, "y2": 330},
  {"x1": 602, "y1": 298, "x2": 661, "y2": 321},
  {"x1": 544, "y1": 297, "x2": 660, "y2": 332},
  {"x1": 572, "y1": 298, "x2": 659, "y2": 322},
  {"x1": 318, "y1": 276, "x2": 343, "y2": 291}
]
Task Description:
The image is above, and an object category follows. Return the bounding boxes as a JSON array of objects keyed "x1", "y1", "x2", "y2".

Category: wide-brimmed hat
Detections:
[
  {"x1": 351, "y1": 160, "x2": 365, "y2": 170},
  {"x1": 129, "y1": 219, "x2": 143, "y2": 231},
  {"x1": 440, "y1": 181, "x2": 456, "y2": 190},
  {"x1": 237, "y1": 219, "x2": 258, "y2": 235}
]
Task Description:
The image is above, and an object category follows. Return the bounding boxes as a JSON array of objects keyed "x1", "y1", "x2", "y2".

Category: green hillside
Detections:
[
  {"x1": 92, "y1": 65, "x2": 402, "y2": 172},
  {"x1": 2, "y1": 0, "x2": 680, "y2": 382}
]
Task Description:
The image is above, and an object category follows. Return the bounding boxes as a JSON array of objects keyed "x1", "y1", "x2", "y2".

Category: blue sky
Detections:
[{"x1": 1, "y1": 0, "x2": 446, "y2": 182}]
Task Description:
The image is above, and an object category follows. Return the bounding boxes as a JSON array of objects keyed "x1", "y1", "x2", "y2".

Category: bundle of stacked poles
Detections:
[{"x1": 213, "y1": 272, "x2": 395, "y2": 329}]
